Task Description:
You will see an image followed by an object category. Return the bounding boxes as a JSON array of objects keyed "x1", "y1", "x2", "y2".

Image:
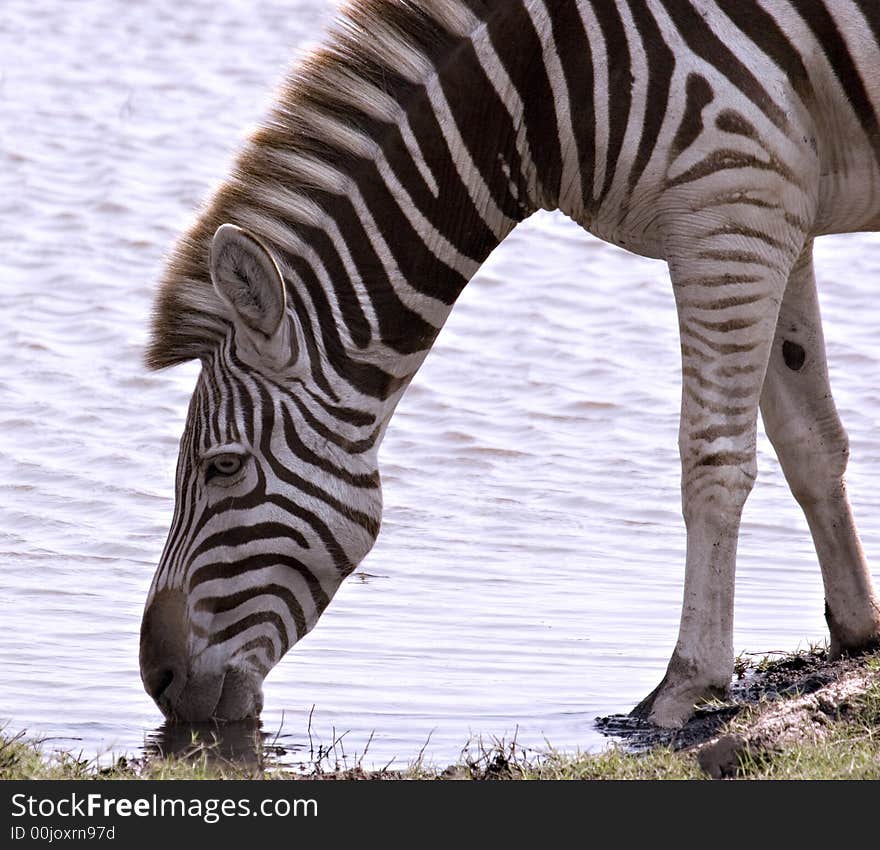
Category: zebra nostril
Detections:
[{"x1": 146, "y1": 667, "x2": 177, "y2": 702}]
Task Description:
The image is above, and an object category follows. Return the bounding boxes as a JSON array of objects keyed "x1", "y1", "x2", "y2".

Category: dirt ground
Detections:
[{"x1": 596, "y1": 649, "x2": 880, "y2": 778}]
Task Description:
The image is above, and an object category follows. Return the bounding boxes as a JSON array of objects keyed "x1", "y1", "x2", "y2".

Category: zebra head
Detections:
[{"x1": 140, "y1": 224, "x2": 382, "y2": 721}]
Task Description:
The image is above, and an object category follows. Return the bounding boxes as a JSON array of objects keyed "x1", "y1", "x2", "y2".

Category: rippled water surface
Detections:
[{"x1": 3, "y1": 0, "x2": 880, "y2": 769}]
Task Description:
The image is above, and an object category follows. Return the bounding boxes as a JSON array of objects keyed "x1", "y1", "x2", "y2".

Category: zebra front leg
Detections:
[
  {"x1": 760, "y1": 243, "x2": 880, "y2": 655},
  {"x1": 633, "y1": 246, "x2": 795, "y2": 728}
]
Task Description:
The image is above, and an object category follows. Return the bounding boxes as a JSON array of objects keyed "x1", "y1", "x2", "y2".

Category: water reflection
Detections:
[{"x1": 145, "y1": 719, "x2": 301, "y2": 770}]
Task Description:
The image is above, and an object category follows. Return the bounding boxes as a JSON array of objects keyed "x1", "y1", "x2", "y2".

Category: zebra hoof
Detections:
[{"x1": 631, "y1": 665, "x2": 729, "y2": 728}]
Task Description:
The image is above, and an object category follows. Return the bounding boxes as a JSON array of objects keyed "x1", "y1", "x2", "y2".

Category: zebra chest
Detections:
[
  {"x1": 564, "y1": 192, "x2": 670, "y2": 262},
  {"x1": 814, "y1": 158, "x2": 880, "y2": 236}
]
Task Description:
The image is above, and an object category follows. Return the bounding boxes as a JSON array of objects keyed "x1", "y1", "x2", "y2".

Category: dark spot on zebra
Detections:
[{"x1": 782, "y1": 340, "x2": 806, "y2": 371}]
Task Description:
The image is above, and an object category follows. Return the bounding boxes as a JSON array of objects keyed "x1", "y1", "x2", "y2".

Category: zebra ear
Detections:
[{"x1": 210, "y1": 224, "x2": 289, "y2": 361}]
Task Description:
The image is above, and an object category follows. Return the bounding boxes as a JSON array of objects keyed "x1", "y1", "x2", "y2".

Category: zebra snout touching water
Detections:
[
  {"x1": 140, "y1": 588, "x2": 267, "y2": 721},
  {"x1": 142, "y1": 0, "x2": 880, "y2": 727}
]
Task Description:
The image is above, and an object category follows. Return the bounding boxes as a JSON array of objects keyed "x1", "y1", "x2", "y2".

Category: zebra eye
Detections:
[{"x1": 206, "y1": 453, "x2": 244, "y2": 481}]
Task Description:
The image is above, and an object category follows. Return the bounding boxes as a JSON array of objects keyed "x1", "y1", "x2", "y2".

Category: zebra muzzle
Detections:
[
  {"x1": 143, "y1": 658, "x2": 263, "y2": 722},
  {"x1": 140, "y1": 589, "x2": 264, "y2": 721}
]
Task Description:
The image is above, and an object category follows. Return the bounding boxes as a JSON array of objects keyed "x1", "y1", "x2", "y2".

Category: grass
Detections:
[
  {"x1": 0, "y1": 727, "x2": 707, "y2": 780},
  {"x1": 446, "y1": 737, "x2": 706, "y2": 780},
  {"x1": 4, "y1": 651, "x2": 880, "y2": 780},
  {"x1": 727, "y1": 656, "x2": 880, "y2": 780}
]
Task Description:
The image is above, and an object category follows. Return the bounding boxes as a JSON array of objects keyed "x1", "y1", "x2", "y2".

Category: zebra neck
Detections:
[
  {"x1": 231, "y1": 4, "x2": 581, "y2": 406},
  {"x1": 149, "y1": 2, "x2": 586, "y2": 400}
]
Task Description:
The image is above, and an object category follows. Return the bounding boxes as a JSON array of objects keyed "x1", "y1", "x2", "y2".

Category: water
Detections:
[{"x1": 2, "y1": 0, "x2": 880, "y2": 771}]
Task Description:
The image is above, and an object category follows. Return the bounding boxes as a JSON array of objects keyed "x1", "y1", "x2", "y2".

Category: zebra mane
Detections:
[{"x1": 146, "y1": 0, "x2": 491, "y2": 370}]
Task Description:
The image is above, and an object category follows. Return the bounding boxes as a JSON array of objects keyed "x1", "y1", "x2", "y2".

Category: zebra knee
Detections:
[
  {"x1": 781, "y1": 427, "x2": 850, "y2": 509},
  {"x1": 681, "y1": 456, "x2": 757, "y2": 531}
]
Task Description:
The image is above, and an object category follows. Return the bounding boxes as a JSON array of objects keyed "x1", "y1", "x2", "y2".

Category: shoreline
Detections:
[{"x1": 3, "y1": 647, "x2": 879, "y2": 780}]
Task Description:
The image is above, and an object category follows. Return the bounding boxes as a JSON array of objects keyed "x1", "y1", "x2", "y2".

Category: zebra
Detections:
[{"x1": 140, "y1": 0, "x2": 880, "y2": 729}]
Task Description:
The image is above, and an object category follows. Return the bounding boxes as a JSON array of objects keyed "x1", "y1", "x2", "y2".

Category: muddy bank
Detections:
[{"x1": 597, "y1": 648, "x2": 880, "y2": 777}]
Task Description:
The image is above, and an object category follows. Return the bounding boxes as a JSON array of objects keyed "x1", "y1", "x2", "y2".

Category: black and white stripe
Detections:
[{"x1": 140, "y1": 1, "x2": 880, "y2": 724}]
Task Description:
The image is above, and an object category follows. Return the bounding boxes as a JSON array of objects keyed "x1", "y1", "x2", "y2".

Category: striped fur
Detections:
[{"x1": 141, "y1": 0, "x2": 880, "y2": 726}]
